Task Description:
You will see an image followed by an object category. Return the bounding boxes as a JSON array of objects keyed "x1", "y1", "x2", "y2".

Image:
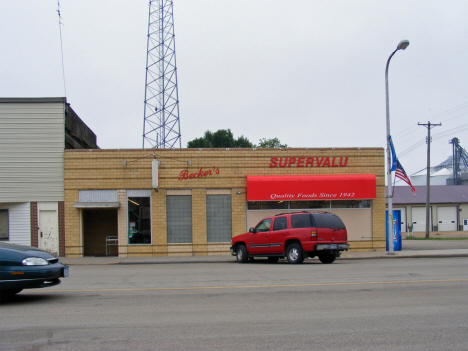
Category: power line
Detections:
[
  {"x1": 392, "y1": 101, "x2": 468, "y2": 144},
  {"x1": 432, "y1": 123, "x2": 468, "y2": 140},
  {"x1": 398, "y1": 139, "x2": 426, "y2": 157},
  {"x1": 431, "y1": 102, "x2": 468, "y2": 123}
]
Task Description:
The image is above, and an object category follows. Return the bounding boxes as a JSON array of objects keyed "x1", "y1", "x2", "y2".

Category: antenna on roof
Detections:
[
  {"x1": 142, "y1": 1, "x2": 182, "y2": 149},
  {"x1": 57, "y1": 0, "x2": 67, "y2": 97}
]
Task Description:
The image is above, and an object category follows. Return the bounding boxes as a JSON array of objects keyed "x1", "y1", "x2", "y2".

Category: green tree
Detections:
[
  {"x1": 257, "y1": 137, "x2": 288, "y2": 148},
  {"x1": 187, "y1": 129, "x2": 254, "y2": 148}
]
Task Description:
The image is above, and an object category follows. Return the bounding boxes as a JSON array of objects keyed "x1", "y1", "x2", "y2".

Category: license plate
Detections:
[
  {"x1": 330, "y1": 244, "x2": 337, "y2": 249},
  {"x1": 63, "y1": 266, "x2": 69, "y2": 278}
]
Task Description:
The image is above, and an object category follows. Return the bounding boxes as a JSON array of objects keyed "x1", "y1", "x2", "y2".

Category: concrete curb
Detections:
[{"x1": 340, "y1": 252, "x2": 468, "y2": 260}]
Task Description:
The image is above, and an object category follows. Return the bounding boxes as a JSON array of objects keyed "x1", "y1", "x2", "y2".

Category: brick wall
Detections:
[
  {"x1": 192, "y1": 189, "x2": 207, "y2": 255},
  {"x1": 64, "y1": 148, "x2": 385, "y2": 257},
  {"x1": 64, "y1": 189, "x2": 81, "y2": 257}
]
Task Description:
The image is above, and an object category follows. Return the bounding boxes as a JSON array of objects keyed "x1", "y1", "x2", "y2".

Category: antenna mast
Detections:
[{"x1": 143, "y1": 0, "x2": 181, "y2": 149}]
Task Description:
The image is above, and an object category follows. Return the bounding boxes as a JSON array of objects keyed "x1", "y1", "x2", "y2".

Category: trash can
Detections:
[{"x1": 386, "y1": 210, "x2": 402, "y2": 251}]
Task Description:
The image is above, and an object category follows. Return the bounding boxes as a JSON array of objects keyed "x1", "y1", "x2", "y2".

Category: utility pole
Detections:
[{"x1": 418, "y1": 121, "x2": 441, "y2": 238}]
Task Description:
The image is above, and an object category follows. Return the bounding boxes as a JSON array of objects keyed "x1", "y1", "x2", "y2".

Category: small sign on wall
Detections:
[{"x1": 152, "y1": 159, "x2": 160, "y2": 188}]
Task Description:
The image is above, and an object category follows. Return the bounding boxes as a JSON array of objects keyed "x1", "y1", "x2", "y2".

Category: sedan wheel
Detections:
[{"x1": 0, "y1": 289, "x2": 22, "y2": 301}]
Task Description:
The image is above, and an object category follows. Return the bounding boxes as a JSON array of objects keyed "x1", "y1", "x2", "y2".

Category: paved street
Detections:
[{"x1": 1, "y1": 257, "x2": 468, "y2": 350}]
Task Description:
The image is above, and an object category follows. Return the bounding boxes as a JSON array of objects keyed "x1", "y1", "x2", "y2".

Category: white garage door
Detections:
[
  {"x1": 437, "y1": 206, "x2": 457, "y2": 231},
  {"x1": 393, "y1": 207, "x2": 407, "y2": 232},
  {"x1": 412, "y1": 207, "x2": 432, "y2": 232}
]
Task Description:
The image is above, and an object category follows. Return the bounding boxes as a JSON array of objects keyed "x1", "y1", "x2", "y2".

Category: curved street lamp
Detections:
[{"x1": 386, "y1": 40, "x2": 409, "y2": 254}]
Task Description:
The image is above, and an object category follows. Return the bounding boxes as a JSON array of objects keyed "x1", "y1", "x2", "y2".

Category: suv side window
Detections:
[
  {"x1": 313, "y1": 214, "x2": 345, "y2": 229},
  {"x1": 291, "y1": 214, "x2": 313, "y2": 228},
  {"x1": 255, "y1": 218, "x2": 272, "y2": 232},
  {"x1": 273, "y1": 217, "x2": 288, "y2": 231}
]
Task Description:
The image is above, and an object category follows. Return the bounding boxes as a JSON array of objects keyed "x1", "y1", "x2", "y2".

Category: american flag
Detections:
[{"x1": 396, "y1": 159, "x2": 416, "y2": 197}]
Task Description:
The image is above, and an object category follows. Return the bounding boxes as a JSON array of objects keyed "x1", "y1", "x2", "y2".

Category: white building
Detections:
[
  {"x1": 411, "y1": 168, "x2": 452, "y2": 186},
  {"x1": 387, "y1": 185, "x2": 468, "y2": 233}
]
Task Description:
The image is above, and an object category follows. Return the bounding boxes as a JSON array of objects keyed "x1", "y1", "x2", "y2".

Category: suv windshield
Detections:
[{"x1": 255, "y1": 218, "x2": 272, "y2": 232}]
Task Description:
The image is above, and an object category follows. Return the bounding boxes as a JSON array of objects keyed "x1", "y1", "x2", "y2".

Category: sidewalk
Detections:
[{"x1": 60, "y1": 247, "x2": 468, "y2": 265}]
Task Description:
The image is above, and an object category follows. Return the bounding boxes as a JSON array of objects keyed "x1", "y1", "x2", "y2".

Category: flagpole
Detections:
[{"x1": 385, "y1": 40, "x2": 409, "y2": 254}]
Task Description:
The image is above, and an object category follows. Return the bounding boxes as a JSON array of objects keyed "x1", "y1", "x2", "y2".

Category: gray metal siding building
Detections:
[{"x1": 0, "y1": 98, "x2": 98, "y2": 254}]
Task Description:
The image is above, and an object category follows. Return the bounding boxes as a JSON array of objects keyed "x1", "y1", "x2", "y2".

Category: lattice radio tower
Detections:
[{"x1": 143, "y1": 0, "x2": 181, "y2": 148}]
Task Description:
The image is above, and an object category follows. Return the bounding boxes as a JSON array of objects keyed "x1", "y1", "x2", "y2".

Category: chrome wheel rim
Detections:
[
  {"x1": 237, "y1": 249, "x2": 243, "y2": 261},
  {"x1": 289, "y1": 248, "x2": 299, "y2": 261}
]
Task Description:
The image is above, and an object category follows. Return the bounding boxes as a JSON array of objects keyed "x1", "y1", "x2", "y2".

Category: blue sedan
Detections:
[{"x1": 0, "y1": 242, "x2": 68, "y2": 299}]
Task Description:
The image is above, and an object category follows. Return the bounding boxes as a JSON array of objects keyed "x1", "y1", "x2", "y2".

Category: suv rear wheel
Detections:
[
  {"x1": 318, "y1": 254, "x2": 336, "y2": 264},
  {"x1": 286, "y1": 243, "x2": 304, "y2": 264},
  {"x1": 236, "y1": 245, "x2": 248, "y2": 263}
]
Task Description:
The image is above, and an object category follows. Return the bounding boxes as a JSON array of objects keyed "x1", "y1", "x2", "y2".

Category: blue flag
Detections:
[{"x1": 388, "y1": 136, "x2": 397, "y2": 172}]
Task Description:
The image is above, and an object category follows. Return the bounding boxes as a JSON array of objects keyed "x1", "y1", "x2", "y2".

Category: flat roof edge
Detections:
[
  {"x1": 64, "y1": 147, "x2": 385, "y2": 152},
  {"x1": 0, "y1": 97, "x2": 67, "y2": 103}
]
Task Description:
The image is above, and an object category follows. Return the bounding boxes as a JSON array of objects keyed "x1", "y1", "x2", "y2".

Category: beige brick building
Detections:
[{"x1": 64, "y1": 147, "x2": 385, "y2": 258}]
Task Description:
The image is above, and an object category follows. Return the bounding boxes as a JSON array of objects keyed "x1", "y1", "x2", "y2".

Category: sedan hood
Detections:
[{"x1": 0, "y1": 242, "x2": 58, "y2": 259}]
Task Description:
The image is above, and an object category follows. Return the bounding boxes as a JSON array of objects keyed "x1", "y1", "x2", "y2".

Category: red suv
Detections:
[{"x1": 230, "y1": 211, "x2": 349, "y2": 264}]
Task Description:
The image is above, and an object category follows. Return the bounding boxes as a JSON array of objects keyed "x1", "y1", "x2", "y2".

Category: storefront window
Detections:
[
  {"x1": 0, "y1": 210, "x2": 8, "y2": 240},
  {"x1": 247, "y1": 200, "x2": 371, "y2": 210},
  {"x1": 290, "y1": 201, "x2": 330, "y2": 209},
  {"x1": 128, "y1": 197, "x2": 151, "y2": 244},
  {"x1": 331, "y1": 200, "x2": 371, "y2": 208},
  {"x1": 247, "y1": 201, "x2": 288, "y2": 210}
]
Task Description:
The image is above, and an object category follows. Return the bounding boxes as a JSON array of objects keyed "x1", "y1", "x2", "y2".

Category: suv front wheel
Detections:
[
  {"x1": 236, "y1": 245, "x2": 249, "y2": 263},
  {"x1": 286, "y1": 243, "x2": 304, "y2": 264}
]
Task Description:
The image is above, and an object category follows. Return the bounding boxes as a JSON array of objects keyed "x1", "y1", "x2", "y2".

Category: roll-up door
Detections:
[
  {"x1": 412, "y1": 207, "x2": 432, "y2": 232},
  {"x1": 437, "y1": 206, "x2": 457, "y2": 231}
]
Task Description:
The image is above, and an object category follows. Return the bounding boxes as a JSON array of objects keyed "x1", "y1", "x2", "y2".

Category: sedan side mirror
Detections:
[{"x1": 249, "y1": 227, "x2": 255, "y2": 233}]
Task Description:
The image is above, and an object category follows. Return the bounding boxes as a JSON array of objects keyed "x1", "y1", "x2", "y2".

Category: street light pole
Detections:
[{"x1": 385, "y1": 40, "x2": 409, "y2": 254}]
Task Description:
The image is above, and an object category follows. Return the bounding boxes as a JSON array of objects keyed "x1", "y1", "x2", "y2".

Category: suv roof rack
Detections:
[
  {"x1": 275, "y1": 211, "x2": 334, "y2": 216},
  {"x1": 275, "y1": 211, "x2": 317, "y2": 216}
]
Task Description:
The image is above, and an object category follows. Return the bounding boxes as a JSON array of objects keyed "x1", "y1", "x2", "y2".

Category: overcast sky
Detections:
[{"x1": 1, "y1": 0, "x2": 468, "y2": 179}]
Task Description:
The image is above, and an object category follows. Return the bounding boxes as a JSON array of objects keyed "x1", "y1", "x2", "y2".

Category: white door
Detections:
[
  {"x1": 411, "y1": 207, "x2": 432, "y2": 232},
  {"x1": 437, "y1": 206, "x2": 457, "y2": 231},
  {"x1": 393, "y1": 207, "x2": 407, "y2": 232},
  {"x1": 38, "y1": 203, "x2": 59, "y2": 255}
]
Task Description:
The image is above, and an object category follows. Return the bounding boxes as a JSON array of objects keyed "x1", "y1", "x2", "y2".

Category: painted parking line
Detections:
[{"x1": 27, "y1": 278, "x2": 468, "y2": 293}]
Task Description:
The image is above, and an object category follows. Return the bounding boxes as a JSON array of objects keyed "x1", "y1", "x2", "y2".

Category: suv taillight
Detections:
[{"x1": 310, "y1": 230, "x2": 317, "y2": 240}]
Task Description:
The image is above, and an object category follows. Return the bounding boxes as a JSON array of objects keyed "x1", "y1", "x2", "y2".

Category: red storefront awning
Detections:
[{"x1": 246, "y1": 174, "x2": 376, "y2": 201}]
